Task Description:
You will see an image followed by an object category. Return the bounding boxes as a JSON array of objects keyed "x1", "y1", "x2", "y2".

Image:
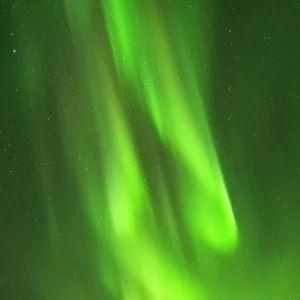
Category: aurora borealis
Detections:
[{"x1": 1, "y1": 0, "x2": 300, "y2": 299}]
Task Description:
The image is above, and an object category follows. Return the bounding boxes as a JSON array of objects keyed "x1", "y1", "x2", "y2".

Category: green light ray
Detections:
[
  {"x1": 20, "y1": 0, "x2": 238, "y2": 299},
  {"x1": 102, "y1": 0, "x2": 238, "y2": 252}
]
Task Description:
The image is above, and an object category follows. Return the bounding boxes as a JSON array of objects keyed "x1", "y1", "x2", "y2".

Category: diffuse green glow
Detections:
[{"x1": 23, "y1": 0, "x2": 238, "y2": 299}]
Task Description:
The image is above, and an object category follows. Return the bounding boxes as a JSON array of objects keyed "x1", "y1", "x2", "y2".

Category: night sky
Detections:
[{"x1": 1, "y1": 0, "x2": 300, "y2": 299}]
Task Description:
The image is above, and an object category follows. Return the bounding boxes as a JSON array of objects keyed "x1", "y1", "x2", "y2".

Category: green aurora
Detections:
[{"x1": 2, "y1": 0, "x2": 300, "y2": 299}]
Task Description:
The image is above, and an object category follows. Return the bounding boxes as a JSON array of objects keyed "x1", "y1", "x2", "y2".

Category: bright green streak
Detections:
[
  {"x1": 21, "y1": 0, "x2": 238, "y2": 299},
  {"x1": 102, "y1": 1, "x2": 238, "y2": 251},
  {"x1": 58, "y1": 0, "x2": 239, "y2": 299}
]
